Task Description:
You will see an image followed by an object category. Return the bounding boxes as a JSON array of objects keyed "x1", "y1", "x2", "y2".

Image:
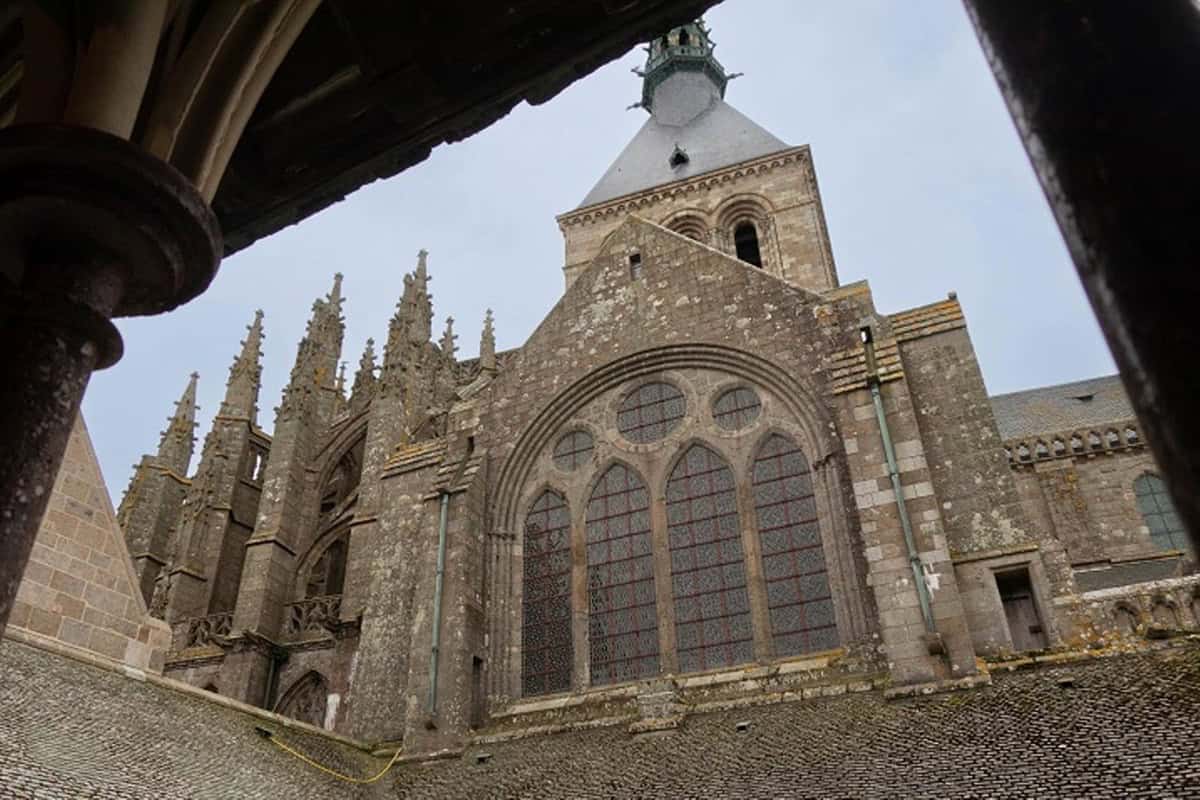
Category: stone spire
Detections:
[
  {"x1": 350, "y1": 338, "x2": 377, "y2": 412},
  {"x1": 439, "y1": 317, "x2": 457, "y2": 360},
  {"x1": 156, "y1": 372, "x2": 198, "y2": 476},
  {"x1": 408, "y1": 250, "x2": 433, "y2": 344},
  {"x1": 383, "y1": 250, "x2": 434, "y2": 383},
  {"x1": 281, "y1": 274, "x2": 346, "y2": 419},
  {"x1": 333, "y1": 361, "x2": 348, "y2": 417},
  {"x1": 479, "y1": 308, "x2": 496, "y2": 372},
  {"x1": 219, "y1": 309, "x2": 264, "y2": 422}
]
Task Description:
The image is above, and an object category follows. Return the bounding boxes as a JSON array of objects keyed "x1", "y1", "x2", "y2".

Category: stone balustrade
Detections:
[
  {"x1": 283, "y1": 594, "x2": 342, "y2": 639},
  {"x1": 175, "y1": 611, "x2": 232, "y2": 650}
]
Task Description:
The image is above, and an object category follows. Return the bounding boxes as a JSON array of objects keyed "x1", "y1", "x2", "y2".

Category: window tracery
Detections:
[
  {"x1": 752, "y1": 434, "x2": 837, "y2": 656},
  {"x1": 667, "y1": 444, "x2": 753, "y2": 672},
  {"x1": 586, "y1": 463, "x2": 659, "y2": 685},
  {"x1": 617, "y1": 381, "x2": 686, "y2": 443},
  {"x1": 522, "y1": 490, "x2": 573, "y2": 696},
  {"x1": 1135, "y1": 473, "x2": 1189, "y2": 553},
  {"x1": 712, "y1": 386, "x2": 762, "y2": 431},
  {"x1": 552, "y1": 430, "x2": 594, "y2": 472},
  {"x1": 518, "y1": 377, "x2": 841, "y2": 695}
]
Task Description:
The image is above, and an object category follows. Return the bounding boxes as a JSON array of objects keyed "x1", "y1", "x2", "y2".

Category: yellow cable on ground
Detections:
[{"x1": 260, "y1": 728, "x2": 402, "y2": 785}]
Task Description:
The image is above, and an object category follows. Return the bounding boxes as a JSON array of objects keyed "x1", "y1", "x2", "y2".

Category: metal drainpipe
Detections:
[
  {"x1": 263, "y1": 645, "x2": 288, "y2": 710},
  {"x1": 861, "y1": 327, "x2": 940, "y2": 647},
  {"x1": 428, "y1": 491, "x2": 451, "y2": 717}
]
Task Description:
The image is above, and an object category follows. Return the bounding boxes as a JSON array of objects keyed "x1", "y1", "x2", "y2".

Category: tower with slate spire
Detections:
[{"x1": 558, "y1": 17, "x2": 838, "y2": 292}]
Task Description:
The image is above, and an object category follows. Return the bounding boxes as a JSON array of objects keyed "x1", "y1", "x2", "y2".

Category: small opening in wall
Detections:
[
  {"x1": 629, "y1": 252, "x2": 643, "y2": 280},
  {"x1": 669, "y1": 146, "x2": 689, "y2": 168},
  {"x1": 471, "y1": 656, "x2": 485, "y2": 729},
  {"x1": 995, "y1": 567, "x2": 1048, "y2": 652},
  {"x1": 679, "y1": 28, "x2": 690, "y2": 46},
  {"x1": 734, "y1": 222, "x2": 762, "y2": 268}
]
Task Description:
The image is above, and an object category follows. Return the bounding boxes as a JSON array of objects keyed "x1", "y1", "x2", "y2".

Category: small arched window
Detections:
[
  {"x1": 678, "y1": 28, "x2": 690, "y2": 46},
  {"x1": 522, "y1": 490, "x2": 573, "y2": 696},
  {"x1": 275, "y1": 671, "x2": 329, "y2": 728},
  {"x1": 752, "y1": 435, "x2": 836, "y2": 656},
  {"x1": 734, "y1": 222, "x2": 763, "y2": 268},
  {"x1": 1134, "y1": 473, "x2": 1188, "y2": 553},
  {"x1": 667, "y1": 444, "x2": 753, "y2": 673},
  {"x1": 586, "y1": 463, "x2": 659, "y2": 685},
  {"x1": 306, "y1": 535, "x2": 348, "y2": 598}
]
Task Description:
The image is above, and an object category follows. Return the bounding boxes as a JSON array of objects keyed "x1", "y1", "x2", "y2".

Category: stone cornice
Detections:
[{"x1": 556, "y1": 145, "x2": 811, "y2": 228}]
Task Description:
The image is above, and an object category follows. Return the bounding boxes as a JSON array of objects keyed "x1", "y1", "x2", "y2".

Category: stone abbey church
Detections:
[{"x1": 9, "y1": 22, "x2": 1197, "y2": 780}]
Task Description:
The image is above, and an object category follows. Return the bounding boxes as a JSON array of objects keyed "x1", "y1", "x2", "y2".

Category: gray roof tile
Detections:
[
  {"x1": 990, "y1": 374, "x2": 1135, "y2": 439},
  {"x1": 5, "y1": 637, "x2": 1200, "y2": 798},
  {"x1": 578, "y1": 99, "x2": 789, "y2": 208}
]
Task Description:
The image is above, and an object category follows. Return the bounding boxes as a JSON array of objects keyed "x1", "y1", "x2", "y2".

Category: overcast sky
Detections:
[{"x1": 83, "y1": 0, "x2": 1114, "y2": 494}]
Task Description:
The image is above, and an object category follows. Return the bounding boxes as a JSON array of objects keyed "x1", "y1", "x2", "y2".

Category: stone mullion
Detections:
[
  {"x1": 650, "y1": 486, "x2": 678, "y2": 675},
  {"x1": 737, "y1": 476, "x2": 773, "y2": 662},
  {"x1": 570, "y1": 512, "x2": 589, "y2": 689}
]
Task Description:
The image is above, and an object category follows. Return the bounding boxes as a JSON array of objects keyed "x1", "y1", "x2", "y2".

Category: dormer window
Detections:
[{"x1": 669, "y1": 146, "x2": 689, "y2": 168}]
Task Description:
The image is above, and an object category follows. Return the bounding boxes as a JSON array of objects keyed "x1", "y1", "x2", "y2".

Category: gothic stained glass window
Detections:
[
  {"x1": 712, "y1": 387, "x2": 762, "y2": 431},
  {"x1": 1135, "y1": 474, "x2": 1189, "y2": 553},
  {"x1": 617, "y1": 382, "x2": 686, "y2": 444},
  {"x1": 752, "y1": 435, "x2": 838, "y2": 656},
  {"x1": 552, "y1": 430, "x2": 594, "y2": 472},
  {"x1": 667, "y1": 444, "x2": 754, "y2": 673},
  {"x1": 586, "y1": 463, "x2": 660, "y2": 685},
  {"x1": 522, "y1": 490, "x2": 573, "y2": 696}
]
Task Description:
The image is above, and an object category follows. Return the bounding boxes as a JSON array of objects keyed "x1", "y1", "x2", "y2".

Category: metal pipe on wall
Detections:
[
  {"x1": 861, "y1": 327, "x2": 939, "y2": 646},
  {"x1": 427, "y1": 491, "x2": 450, "y2": 717}
]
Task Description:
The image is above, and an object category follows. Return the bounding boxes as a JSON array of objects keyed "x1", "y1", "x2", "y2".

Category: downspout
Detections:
[
  {"x1": 263, "y1": 644, "x2": 288, "y2": 710},
  {"x1": 427, "y1": 490, "x2": 450, "y2": 717},
  {"x1": 860, "y1": 326, "x2": 942, "y2": 653}
]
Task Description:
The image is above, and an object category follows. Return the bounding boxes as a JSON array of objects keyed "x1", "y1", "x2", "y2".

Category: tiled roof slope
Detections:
[
  {"x1": 990, "y1": 374, "x2": 1135, "y2": 439},
  {"x1": 4, "y1": 637, "x2": 1200, "y2": 798},
  {"x1": 578, "y1": 100, "x2": 789, "y2": 208},
  {"x1": 0, "y1": 640, "x2": 383, "y2": 799},
  {"x1": 401, "y1": 646, "x2": 1200, "y2": 799}
]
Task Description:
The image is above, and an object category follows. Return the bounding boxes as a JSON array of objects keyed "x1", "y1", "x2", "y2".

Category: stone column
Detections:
[{"x1": 0, "y1": 125, "x2": 219, "y2": 633}]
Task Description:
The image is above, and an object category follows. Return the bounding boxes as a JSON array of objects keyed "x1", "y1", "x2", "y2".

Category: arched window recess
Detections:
[
  {"x1": 1134, "y1": 473, "x2": 1190, "y2": 554},
  {"x1": 305, "y1": 533, "x2": 348, "y2": 598},
  {"x1": 318, "y1": 437, "x2": 365, "y2": 517},
  {"x1": 734, "y1": 221, "x2": 763, "y2": 268}
]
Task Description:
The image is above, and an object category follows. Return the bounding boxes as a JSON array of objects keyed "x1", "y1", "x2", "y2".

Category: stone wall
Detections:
[
  {"x1": 478, "y1": 217, "x2": 983, "y2": 718},
  {"x1": 557, "y1": 146, "x2": 837, "y2": 293},
  {"x1": 6, "y1": 415, "x2": 170, "y2": 672}
]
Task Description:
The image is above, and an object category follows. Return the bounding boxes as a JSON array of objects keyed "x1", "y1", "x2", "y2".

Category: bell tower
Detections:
[{"x1": 558, "y1": 19, "x2": 837, "y2": 293}]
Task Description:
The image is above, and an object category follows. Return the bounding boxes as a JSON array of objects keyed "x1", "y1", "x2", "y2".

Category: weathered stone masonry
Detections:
[{"x1": 68, "y1": 19, "x2": 1197, "y2": 760}]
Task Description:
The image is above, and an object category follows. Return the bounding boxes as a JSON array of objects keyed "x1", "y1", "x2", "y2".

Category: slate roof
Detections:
[
  {"x1": 398, "y1": 645, "x2": 1200, "y2": 799},
  {"x1": 4, "y1": 635, "x2": 1200, "y2": 799},
  {"x1": 990, "y1": 374, "x2": 1136, "y2": 440},
  {"x1": 578, "y1": 99, "x2": 789, "y2": 208},
  {"x1": 0, "y1": 640, "x2": 382, "y2": 799}
]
